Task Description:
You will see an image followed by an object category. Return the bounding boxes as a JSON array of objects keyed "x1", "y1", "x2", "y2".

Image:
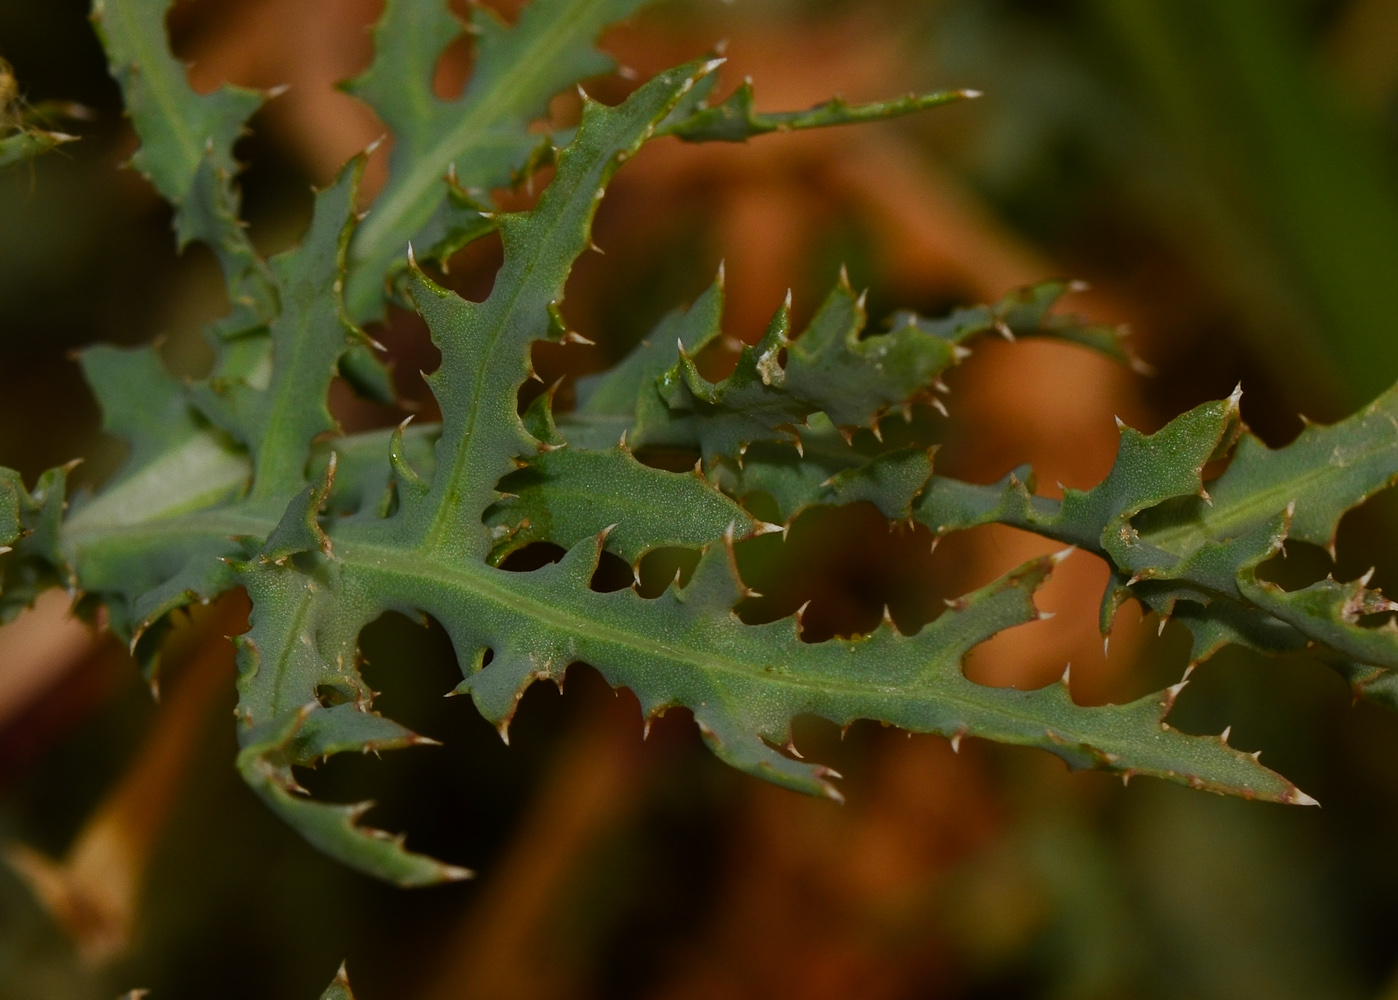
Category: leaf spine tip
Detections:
[
  {"x1": 1228, "y1": 382, "x2": 1244, "y2": 408},
  {"x1": 1060, "y1": 663, "x2": 1071, "y2": 685},
  {"x1": 1051, "y1": 546, "x2": 1076, "y2": 565},
  {"x1": 950, "y1": 728, "x2": 966, "y2": 753},
  {"x1": 1164, "y1": 665, "x2": 1194, "y2": 705},
  {"x1": 960, "y1": 88, "x2": 983, "y2": 99},
  {"x1": 1219, "y1": 725, "x2": 1231, "y2": 744},
  {"x1": 1291, "y1": 787, "x2": 1320, "y2": 808},
  {"x1": 931, "y1": 397, "x2": 949, "y2": 418}
]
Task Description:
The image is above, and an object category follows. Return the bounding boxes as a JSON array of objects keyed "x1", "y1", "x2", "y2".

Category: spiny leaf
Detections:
[
  {"x1": 659, "y1": 75, "x2": 976, "y2": 143},
  {"x1": 0, "y1": 465, "x2": 74, "y2": 623},
  {"x1": 341, "y1": 0, "x2": 651, "y2": 321},
  {"x1": 78, "y1": 344, "x2": 248, "y2": 504},
  {"x1": 227, "y1": 61, "x2": 719, "y2": 880},
  {"x1": 92, "y1": 0, "x2": 276, "y2": 332},
  {"x1": 191, "y1": 156, "x2": 368, "y2": 498},
  {"x1": 486, "y1": 441, "x2": 760, "y2": 564},
  {"x1": 1135, "y1": 384, "x2": 1398, "y2": 561},
  {"x1": 319, "y1": 965, "x2": 356, "y2": 1000},
  {"x1": 574, "y1": 269, "x2": 726, "y2": 420},
  {"x1": 34, "y1": 0, "x2": 1384, "y2": 889},
  {"x1": 396, "y1": 61, "x2": 722, "y2": 559},
  {"x1": 0, "y1": 469, "x2": 22, "y2": 552},
  {"x1": 0, "y1": 128, "x2": 76, "y2": 167},
  {"x1": 630, "y1": 278, "x2": 1137, "y2": 465}
]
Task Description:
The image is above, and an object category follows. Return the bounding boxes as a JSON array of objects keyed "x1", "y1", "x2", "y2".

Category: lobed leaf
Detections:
[
  {"x1": 20, "y1": 0, "x2": 1387, "y2": 889},
  {"x1": 92, "y1": 0, "x2": 276, "y2": 333},
  {"x1": 341, "y1": 0, "x2": 652, "y2": 321},
  {"x1": 659, "y1": 75, "x2": 975, "y2": 143},
  {"x1": 0, "y1": 129, "x2": 76, "y2": 168}
]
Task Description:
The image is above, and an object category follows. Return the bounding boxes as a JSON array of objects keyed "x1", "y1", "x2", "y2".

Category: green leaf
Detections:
[
  {"x1": 659, "y1": 76, "x2": 975, "y2": 143},
  {"x1": 0, "y1": 465, "x2": 75, "y2": 623},
  {"x1": 1135, "y1": 384, "x2": 1398, "y2": 561},
  {"x1": 190, "y1": 156, "x2": 368, "y2": 498},
  {"x1": 631, "y1": 278, "x2": 1139, "y2": 465},
  {"x1": 92, "y1": 0, "x2": 276, "y2": 331},
  {"x1": 574, "y1": 270, "x2": 726, "y2": 419},
  {"x1": 395, "y1": 62, "x2": 720, "y2": 558},
  {"x1": 319, "y1": 965, "x2": 356, "y2": 1000},
  {"x1": 341, "y1": 0, "x2": 652, "y2": 321},
  {"x1": 486, "y1": 440, "x2": 761, "y2": 564},
  {"x1": 47, "y1": 2, "x2": 1387, "y2": 889},
  {"x1": 0, "y1": 129, "x2": 76, "y2": 168}
]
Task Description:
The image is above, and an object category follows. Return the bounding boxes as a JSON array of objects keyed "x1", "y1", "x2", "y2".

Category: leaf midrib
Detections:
[
  {"x1": 351, "y1": 0, "x2": 605, "y2": 268},
  {"x1": 112, "y1": 0, "x2": 202, "y2": 187},
  {"x1": 62, "y1": 498, "x2": 1282, "y2": 786},
  {"x1": 1140, "y1": 432, "x2": 1398, "y2": 554}
]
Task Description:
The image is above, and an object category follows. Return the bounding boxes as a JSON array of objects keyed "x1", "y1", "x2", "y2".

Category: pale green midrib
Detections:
[
  {"x1": 65, "y1": 435, "x2": 251, "y2": 532},
  {"x1": 112, "y1": 2, "x2": 202, "y2": 195},
  {"x1": 62, "y1": 507, "x2": 275, "y2": 552},
  {"x1": 351, "y1": 0, "x2": 605, "y2": 270},
  {"x1": 61, "y1": 493, "x2": 1268, "y2": 779},
  {"x1": 417, "y1": 141, "x2": 615, "y2": 554},
  {"x1": 353, "y1": 539, "x2": 1155, "y2": 742},
  {"x1": 251, "y1": 304, "x2": 335, "y2": 498},
  {"x1": 69, "y1": 503, "x2": 1084, "y2": 727},
  {"x1": 1140, "y1": 433, "x2": 1397, "y2": 554},
  {"x1": 269, "y1": 585, "x2": 320, "y2": 719}
]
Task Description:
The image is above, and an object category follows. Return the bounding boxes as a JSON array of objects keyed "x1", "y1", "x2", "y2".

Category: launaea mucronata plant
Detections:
[{"x1": 5, "y1": 0, "x2": 1398, "y2": 888}]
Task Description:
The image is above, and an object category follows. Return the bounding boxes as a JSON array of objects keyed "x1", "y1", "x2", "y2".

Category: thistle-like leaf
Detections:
[
  {"x1": 658, "y1": 74, "x2": 975, "y2": 143},
  {"x1": 626, "y1": 277, "x2": 1135, "y2": 465},
  {"x1": 341, "y1": 0, "x2": 652, "y2": 321},
  {"x1": 15, "y1": 2, "x2": 1386, "y2": 890},
  {"x1": 0, "y1": 129, "x2": 76, "y2": 168},
  {"x1": 92, "y1": 0, "x2": 276, "y2": 332},
  {"x1": 190, "y1": 156, "x2": 368, "y2": 498}
]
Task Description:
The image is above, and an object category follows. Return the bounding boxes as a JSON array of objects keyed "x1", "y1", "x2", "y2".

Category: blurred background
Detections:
[{"x1": 5, "y1": 0, "x2": 1398, "y2": 996}]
